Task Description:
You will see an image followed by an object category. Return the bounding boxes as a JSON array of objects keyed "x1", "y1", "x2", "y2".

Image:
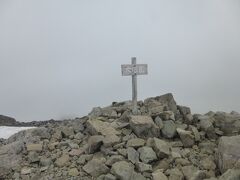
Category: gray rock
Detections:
[
  {"x1": 136, "y1": 162, "x2": 152, "y2": 172},
  {"x1": 199, "y1": 115, "x2": 216, "y2": 139},
  {"x1": 106, "y1": 155, "x2": 125, "y2": 166},
  {"x1": 127, "y1": 147, "x2": 139, "y2": 164},
  {"x1": 138, "y1": 146, "x2": 157, "y2": 164},
  {"x1": 55, "y1": 153, "x2": 70, "y2": 167},
  {"x1": 168, "y1": 168, "x2": 184, "y2": 180},
  {"x1": 154, "y1": 116, "x2": 164, "y2": 129},
  {"x1": 86, "y1": 119, "x2": 120, "y2": 136},
  {"x1": 161, "y1": 120, "x2": 177, "y2": 139},
  {"x1": 152, "y1": 138, "x2": 170, "y2": 159},
  {"x1": 0, "y1": 115, "x2": 16, "y2": 126},
  {"x1": 111, "y1": 161, "x2": 134, "y2": 180},
  {"x1": 219, "y1": 169, "x2": 240, "y2": 180},
  {"x1": 126, "y1": 138, "x2": 145, "y2": 148},
  {"x1": 130, "y1": 116, "x2": 159, "y2": 138},
  {"x1": 83, "y1": 158, "x2": 109, "y2": 177},
  {"x1": 217, "y1": 135, "x2": 240, "y2": 173},
  {"x1": 0, "y1": 141, "x2": 24, "y2": 177},
  {"x1": 152, "y1": 170, "x2": 168, "y2": 180},
  {"x1": 214, "y1": 112, "x2": 240, "y2": 136},
  {"x1": 88, "y1": 135, "x2": 104, "y2": 154},
  {"x1": 28, "y1": 151, "x2": 39, "y2": 163},
  {"x1": 176, "y1": 128, "x2": 195, "y2": 148},
  {"x1": 105, "y1": 173, "x2": 117, "y2": 180}
]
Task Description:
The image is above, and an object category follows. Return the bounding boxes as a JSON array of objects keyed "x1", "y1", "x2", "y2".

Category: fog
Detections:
[{"x1": 0, "y1": 0, "x2": 240, "y2": 122}]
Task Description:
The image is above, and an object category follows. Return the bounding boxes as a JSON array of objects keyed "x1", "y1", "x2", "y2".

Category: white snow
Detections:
[{"x1": 0, "y1": 126, "x2": 35, "y2": 139}]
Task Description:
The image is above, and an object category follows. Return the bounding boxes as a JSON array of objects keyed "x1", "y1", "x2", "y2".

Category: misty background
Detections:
[{"x1": 0, "y1": 0, "x2": 240, "y2": 122}]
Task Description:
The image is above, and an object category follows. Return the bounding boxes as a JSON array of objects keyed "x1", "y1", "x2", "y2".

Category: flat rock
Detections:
[{"x1": 126, "y1": 138, "x2": 145, "y2": 148}]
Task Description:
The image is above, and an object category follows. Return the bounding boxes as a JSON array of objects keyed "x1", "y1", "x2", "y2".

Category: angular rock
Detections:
[
  {"x1": 161, "y1": 120, "x2": 177, "y2": 139},
  {"x1": 138, "y1": 146, "x2": 157, "y2": 164},
  {"x1": 217, "y1": 135, "x2": 240, "y2": 173},
  {"x1": 87, "y1": 119, "x2": 120, "y2": 136},
  {"x1": 88, "y1": 135, "x2": 104, "y2": 154},
  {"x1": 136, "y1": 162, "x2": 152, "y2": 172},
  {"x1": 55, "y1": 154, "x2": 70, "y2": 167},
  {"x1": 26, "y1": 143, "x2": 43, "y2": 152},
  {"x1": 152, "y1": 138, "x2": 170, "y2": 159},
  {"x1": 219, "y1": 169, "x2": 240, "y2": 180},
  {"x1": 152, "y1": 170, "x2": 168, "y2": 180},
  {"x1": 83, "y1": 158, "x2": 109, "y2": 177},
  {"x1": 68, "y1": 168, "x2": 79, "y2": 177},
  {"x1": 111, "y1": 161, "x2": 134, "y2": 180},
  {"x1": 126, "y1": 138, "x2": 145, "y2": 148},
  {"x1": 130, "y1": 116, "x2": 159, "y2": 138},
  {"x1": 127, "y1": 147, "x2": 139, "y2": 164},
  {"x1": 103, "y1": 134, "x2": 120, "y2": 147},
  {"x1": 106, "y1": 155, "x2": 125, "y2": 166},
  {"x1": 176, "y1": 128, "x2": 195, "y2": 148}
]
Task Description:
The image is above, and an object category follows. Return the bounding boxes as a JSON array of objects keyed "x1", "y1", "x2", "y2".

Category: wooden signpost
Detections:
[{"x1": 121, "y1": 57, "x2": 148, "y2": 114}]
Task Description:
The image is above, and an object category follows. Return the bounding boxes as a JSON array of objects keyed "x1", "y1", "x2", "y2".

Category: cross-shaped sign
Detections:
[{"x1": 121, "y1": 57, "x2": 148, "y2": 114}]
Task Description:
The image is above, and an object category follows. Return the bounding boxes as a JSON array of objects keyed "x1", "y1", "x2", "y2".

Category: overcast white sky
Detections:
[{"x1": 0, "y1": 0, "x2": 240, "y2": 122}]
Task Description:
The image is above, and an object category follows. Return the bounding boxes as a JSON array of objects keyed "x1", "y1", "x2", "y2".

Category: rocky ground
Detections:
[{"x1": 0, "y1": 93, "x2": 240, "y2": 180}]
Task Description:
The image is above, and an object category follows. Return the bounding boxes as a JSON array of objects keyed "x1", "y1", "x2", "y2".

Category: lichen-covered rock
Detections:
[
  {"x1": 83, "y1": 158, "x2": 109, "y2": 177},
  {"x1": 152, "y1": 138, "x2": 170, "y2": 159},
  {"x1": 177, "y1": 128, "x2": 195, "y2": 148}
]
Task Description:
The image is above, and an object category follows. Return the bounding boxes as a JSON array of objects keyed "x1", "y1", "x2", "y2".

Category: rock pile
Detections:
[{"x1": 1, "y1": 93, "x2": 240, "y2": 180}]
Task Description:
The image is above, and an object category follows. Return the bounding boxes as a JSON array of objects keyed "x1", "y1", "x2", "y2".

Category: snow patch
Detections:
[{"x1": 0, "y1": 126, "x2": 36, "y2": 139}]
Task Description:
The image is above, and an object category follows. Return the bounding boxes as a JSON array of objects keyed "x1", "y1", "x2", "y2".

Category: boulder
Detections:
[
  {"x1": 129, "y1": 116, "x2": 159, "y2": 138},
  {"x1": 217, "y1": 135, "x2": 240, "y2": 173}
]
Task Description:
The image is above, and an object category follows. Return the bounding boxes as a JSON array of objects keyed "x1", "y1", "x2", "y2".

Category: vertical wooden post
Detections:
[{"x1": 132, "y1": 57, "x2": 138, "y2": 115}]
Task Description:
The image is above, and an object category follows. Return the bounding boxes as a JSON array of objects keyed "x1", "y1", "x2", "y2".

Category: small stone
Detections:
[
  {"x1": 40, "y1": 157, "x2": 52, "y2": 167},
  {"x1": 138, "y1": 146, "x2": 157, "y2": 164}
]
